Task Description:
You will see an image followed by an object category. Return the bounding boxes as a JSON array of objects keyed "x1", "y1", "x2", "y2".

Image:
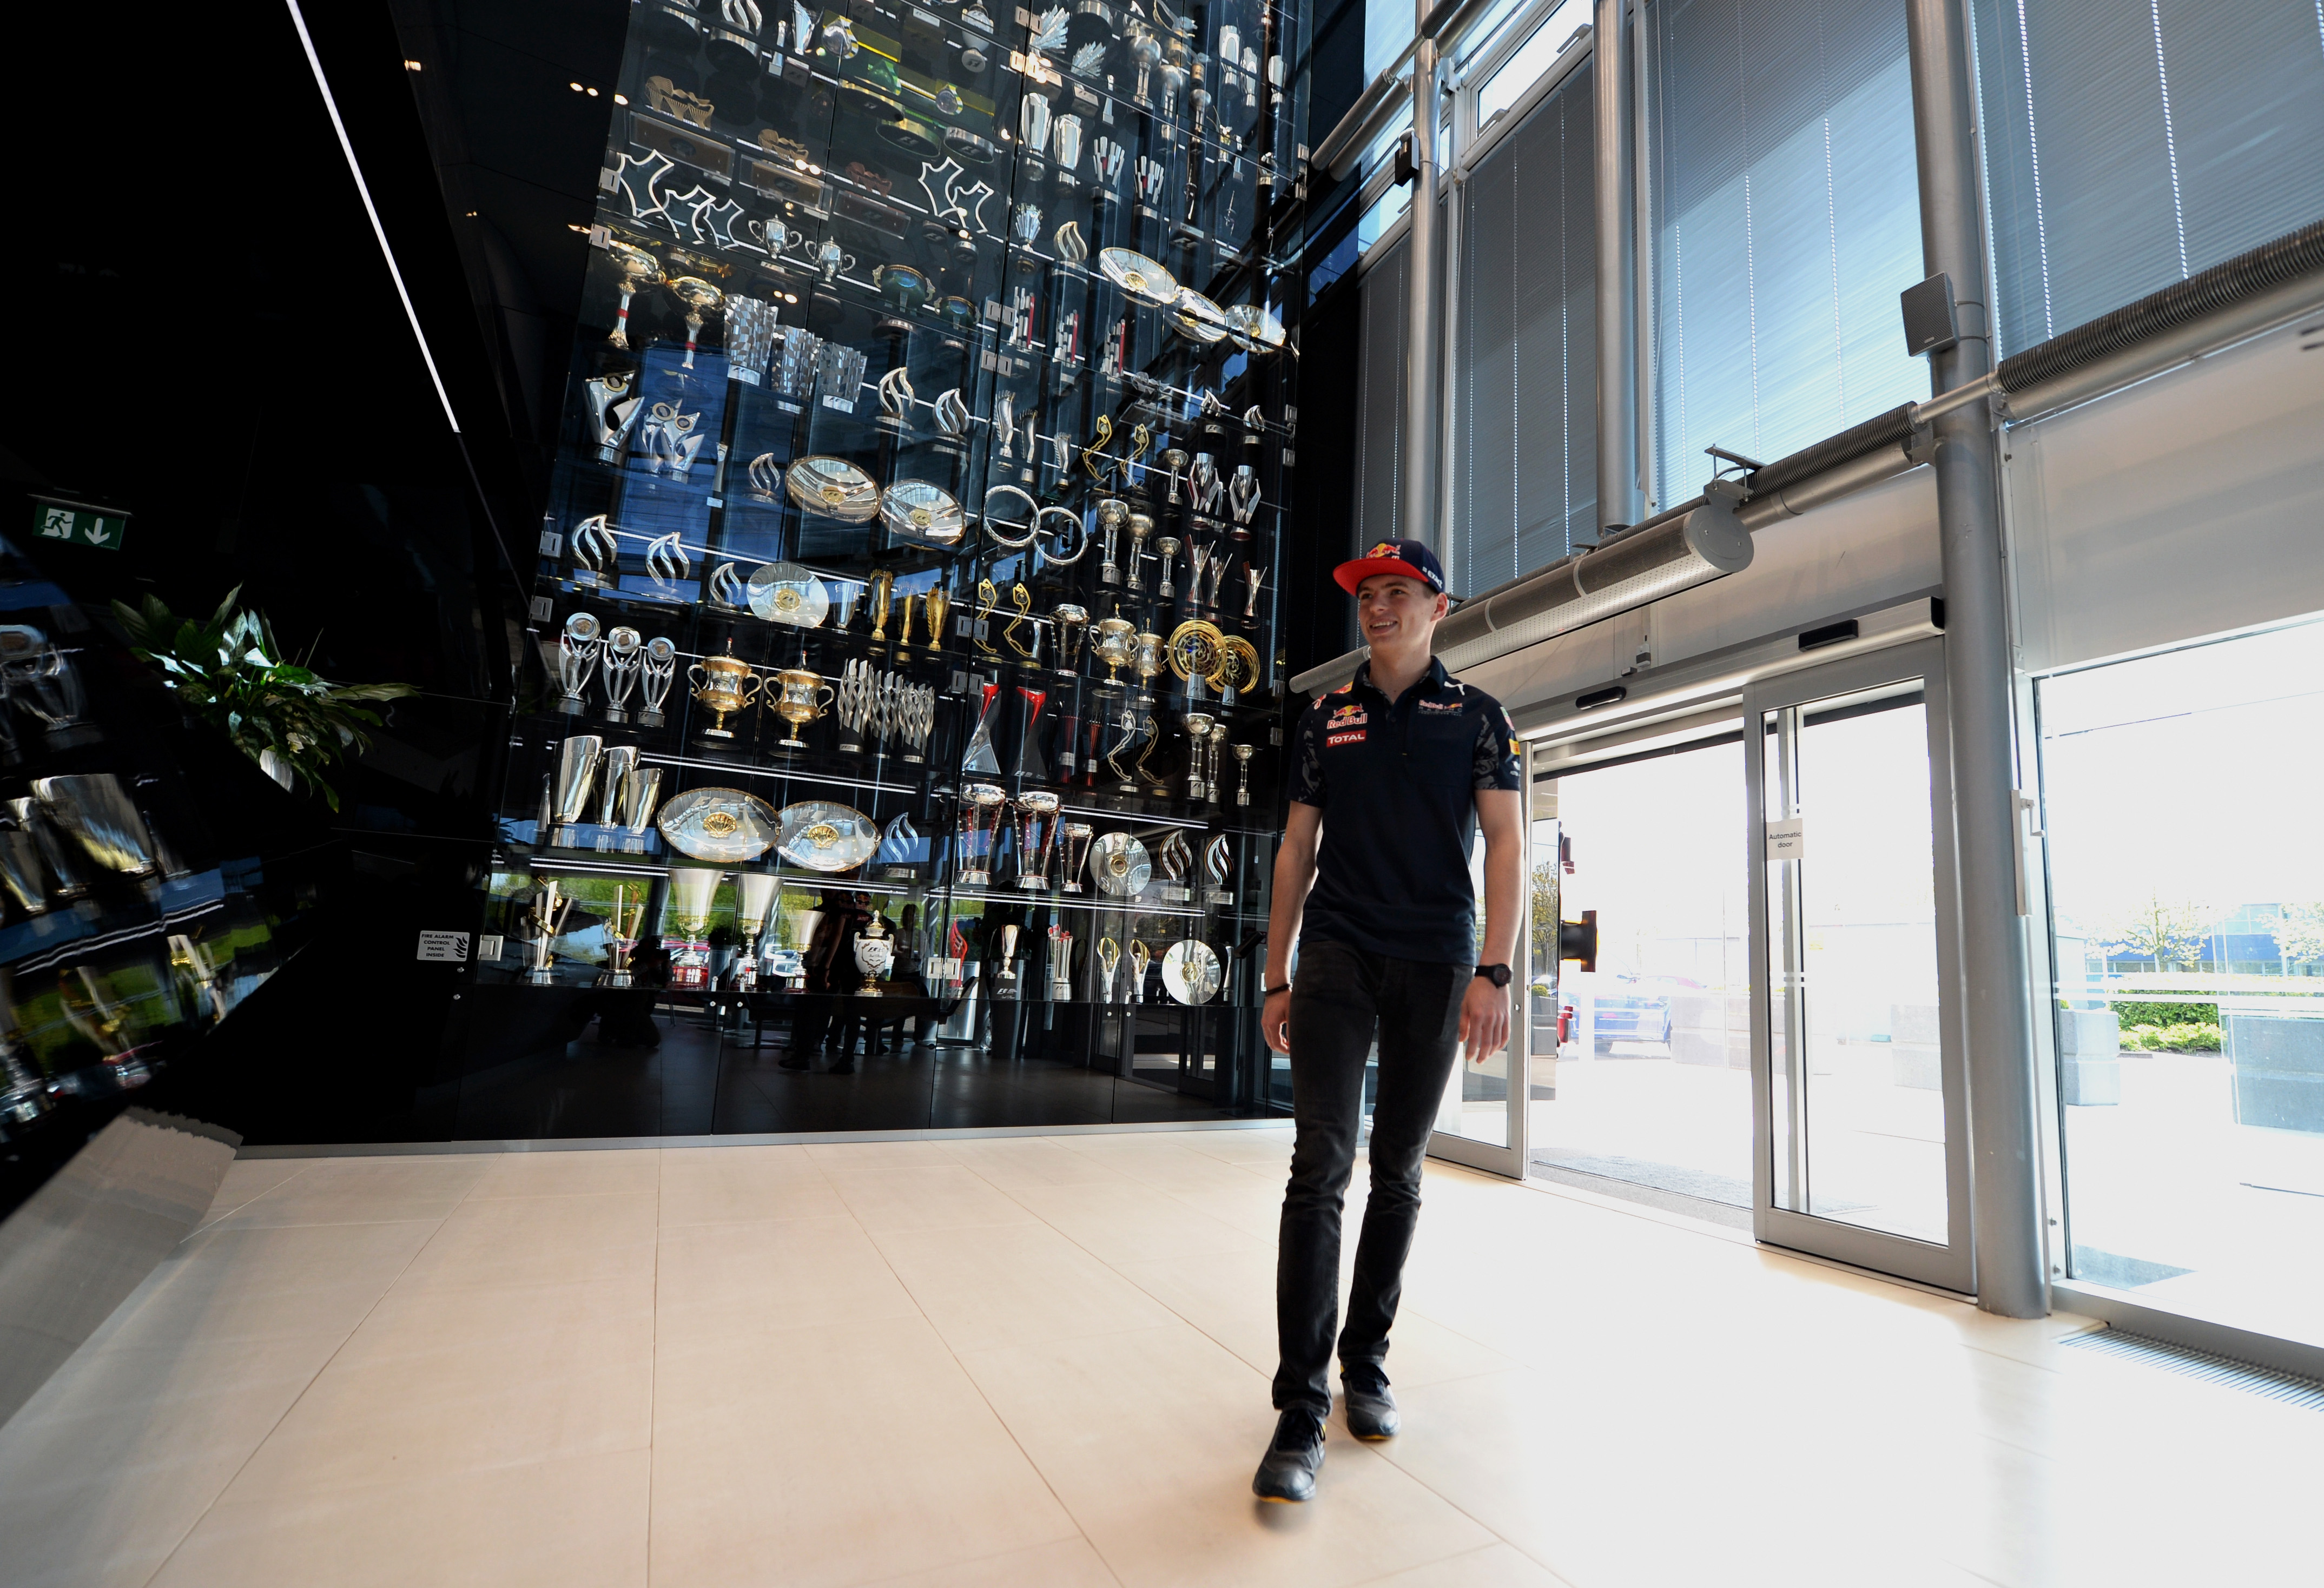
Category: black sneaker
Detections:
[
  {"x1": 1252, "y1": 1410, "x2": 1326, "y2": 1502},
  {"x1": 1340, "y1": 1373, "x2": 1399, "y2": 1440}
]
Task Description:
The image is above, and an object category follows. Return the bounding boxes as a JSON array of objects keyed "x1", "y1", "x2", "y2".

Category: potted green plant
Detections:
[{"x1": 110, "y1": 587, "x2": 417, "y2": 812}]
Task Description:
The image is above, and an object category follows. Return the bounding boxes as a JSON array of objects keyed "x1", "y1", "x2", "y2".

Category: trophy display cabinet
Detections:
[{"x1": 472, "y1": 0, "x2": 1312, "y2": 1129}]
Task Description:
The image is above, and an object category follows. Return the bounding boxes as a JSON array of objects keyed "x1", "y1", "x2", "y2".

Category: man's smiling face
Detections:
[{"x1": 1356, "y1": 573, "x2": 1448, "y2": 652}]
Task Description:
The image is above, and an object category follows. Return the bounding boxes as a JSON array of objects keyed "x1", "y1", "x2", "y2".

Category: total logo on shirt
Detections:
[{"x1": 1326, "y1": 729, "x2": 1368, "y2": 747}]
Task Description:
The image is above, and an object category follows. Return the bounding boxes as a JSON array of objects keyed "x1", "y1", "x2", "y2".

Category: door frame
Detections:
[
  {"x1": 1427, "y1": 740, "x2": 1536, "y2": 1179},
  {"x1": 1744, "y1": 637, "x2": 1976, "y2": 1293}
]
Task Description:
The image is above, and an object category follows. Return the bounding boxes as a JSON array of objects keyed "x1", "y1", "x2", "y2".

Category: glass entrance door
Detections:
[
  {"x1": 1427, "y1": 742, "x2": 1534, "y2": 1177},
  {"x1": 1746, "y1": 640, "x2": 1974, "y2": 1290}
]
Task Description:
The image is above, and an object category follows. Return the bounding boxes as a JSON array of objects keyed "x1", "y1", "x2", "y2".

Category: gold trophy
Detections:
[
  {"x1": 687, "y1": 646, "x2": 763, "y2": 738},
  {"x1": 853, "y1": 914, "x2": 895, "y2": 994},
  {"x1": 1129, "y1": 939, "x2": 1152, "y2": 1005},
  {"x1": 1093, "y1": 608, "x2": 1137, "y2": 683},
  {"x1": 1005, "y1": 584, "x2": 1041, "y2": 663},
  {"x1": 869, "y1": 570, "x2": 895, "y2": 642},
  {"x1": 770, "y1": 667, "x2": 837, "y2": 747},
  {"x1": 668, "y1": 276, "x2": 726, "y2": 369},
  {"x1": 525, "y1": 878, "x2": 575, "y2": 985},
  {"x1": 974, "y1": 579, "x2": 1003, "y2": 658},
  {"x1": 1097, "y1": 936, "x2": 1121, "y2": 1003},
  {"x1": 895, "y1": 593, "x2": 917, "y2": 660},
  {"x1": 605, "y1": 242, "x2": 664, "y2": 349},
  {"x1": 925, "y1": 586, "x2": 951, "y2": 654},
  {"x1": 602, "y1": 886, "x2": 648, "y2": 988},
  {"x1": 1132, "y1": 629, "x2": 1166, "y2": 697}
]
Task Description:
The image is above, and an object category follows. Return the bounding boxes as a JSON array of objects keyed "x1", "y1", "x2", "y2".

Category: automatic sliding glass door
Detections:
[
  {"x1": 1428, "y1": 742, "x2": 1534, "y2": 1177},
  {"x1": 1747, "y1": 640, "x2": 1974, "y2": 1291}
]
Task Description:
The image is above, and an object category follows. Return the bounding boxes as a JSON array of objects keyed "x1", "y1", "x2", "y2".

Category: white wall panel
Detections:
[{"x1": 2008, "y1": 319, "x2": 2324, "y2": 676}]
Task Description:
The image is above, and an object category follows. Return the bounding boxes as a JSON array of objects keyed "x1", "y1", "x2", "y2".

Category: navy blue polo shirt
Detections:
[{"x1": 1289, "y1": 657, "x2": 1522, "y2": 966}]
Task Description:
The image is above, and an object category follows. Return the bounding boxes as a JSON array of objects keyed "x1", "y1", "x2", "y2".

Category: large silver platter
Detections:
[
  {"x1": 1171, "y1": 288, "x2": 1231, "y2": 345},
  {"x1": 1224, "y1": 303, "x2": 1288, "y2": 353},
  {"x1": 878, "y1": 480, "x2": 967, "y2": 548},
  {"x1": 1088, "y1": 831, "x2": 1151, "y2": 897},
  {"x1": 776, "y1": 799, "x2": 882, "y2": 872},
  {"x1": 746, "y1": 561, "x2": 830, "y2": 626},
  {"x1": 1161, "y1": 939, "x2": 1222, "y2": 1005},
  {"x1": 1097, "y1": 247, "x2": 1178, "y2": 309},
  {"x1": 784, "y1": 454, "x2": 880, "y2": 522},
  {"x1": 656, "y1": 785, "x2": 783, "y2": 862}
]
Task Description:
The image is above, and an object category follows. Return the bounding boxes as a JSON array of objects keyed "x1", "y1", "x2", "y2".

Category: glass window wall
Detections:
[
  {"x1": 1645, "y1": 0, "x2": 1925, "y2": 500},
  {"x1": 2039, "y1": 619, "x2": 2324, "y2": 1348}
]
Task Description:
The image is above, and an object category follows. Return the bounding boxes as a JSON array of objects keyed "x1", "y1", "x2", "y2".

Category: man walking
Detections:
[{"x1": 1253, "y1": 538, "x2": 1525, "y2": 1502}]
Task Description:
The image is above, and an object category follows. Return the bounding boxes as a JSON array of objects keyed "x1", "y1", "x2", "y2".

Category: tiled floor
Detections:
[{"x1": 3, "y1": 1127, "x2": 2318, "y2": 1588}]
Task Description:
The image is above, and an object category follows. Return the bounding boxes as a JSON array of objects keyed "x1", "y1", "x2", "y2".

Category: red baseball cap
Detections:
[{"x1": 1334, "y1": 537, "x2": 1447, "y2": 596}]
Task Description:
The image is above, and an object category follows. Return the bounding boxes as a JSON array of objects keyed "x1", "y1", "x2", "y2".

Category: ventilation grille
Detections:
[{"x1": 2060, "y1": 1327, "x2": 2324, "y2": 1411}]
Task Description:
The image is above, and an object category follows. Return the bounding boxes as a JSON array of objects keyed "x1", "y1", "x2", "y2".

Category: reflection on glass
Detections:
[
  {"x1": 1529, "y1": 739, "x2": 1752, "y2": 1210},
  {"x1": 2040, "y1": 620, "x2": 2324, "y2": 1347},
  {"x1": 1475, "y1": 0, "x2": 1593, "y2": 127},
  {"x1": 1764, "y1": 686, "x2": 1946, "y2": 1242}
]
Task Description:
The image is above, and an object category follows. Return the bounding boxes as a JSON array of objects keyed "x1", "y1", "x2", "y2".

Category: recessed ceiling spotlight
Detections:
[
  {"x1": 404, "y1": 59, "x2": 422, "y2": 70},
  {"x1": 569, "y1": 81, "x2": 584, "y2": 91},
  {"x1": 613, "y1": 93, "x2": 629, "y2": 105}
]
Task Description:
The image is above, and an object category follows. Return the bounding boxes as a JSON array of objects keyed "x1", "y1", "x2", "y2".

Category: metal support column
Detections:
[
  {"x1": 1593, "y1": 0, "x2": 1640, "y2": 538},
  {"x1": 1403, "y1": 2, "x2": 1443, "y2": 555},
  {"x1": 1906, "y1": 0, "x2": 2045, "y2": 1318}
]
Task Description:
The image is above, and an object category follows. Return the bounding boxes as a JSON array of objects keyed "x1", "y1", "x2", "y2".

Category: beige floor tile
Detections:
[
  {"x1": 1003, "y1": 1179, "x2": 1271, "y2": 1265},
  {"x1": 663, "y1": 1141, "x2": 824, "y2": 1171},
  {"x1": 938, "y1": 1136, "x2": 1140, "y2": 1188},
  {"x1": 197, "y1": 1158, "x2": 313, "y2": 1227},
  {"x1": 1356, "y1": 1544, "x2": 1574, "y2": 1588},
  {"x1": 79, "y1": 1220, "x2": 439, "y2": 1352},
  {"x1": 651, "y1": 1313, "x2": 1079, "y2": 1588},
  {"x1": 395, "y1": 1190, "x2": 659, "y2": 1291},
  {"x1": 215, "y1": 1285, "x2": 653, "y2": 1499},
  {"x1": 804, "y1": 1138, "x2": 958, "y2": 1170},
  {"x1": 1172, "y1": 1128, "x2": 1298, "y2": 1167},
  {"x1": 656, "y1": 1215, "x2": 921, "y2": 1338},
  {"x1": 861, "y1": 1536, "x2": 1123, "y2": 1587},
  {"x1": 1055, "y1": 1136, "x2": 1288, "y2": 1195},
  {"x1": 871, "y1": 1221, "x2": 1178, "y2": 1352},
  {"x1": 202, "y1": 1155, "x2": 489, "y2": 1230},
  {"x1": 467, "y1": 1147, "x2": 661, "y2": 1198},
  {"x1": 147, "y1": 1447, "x2": 648, "y2": 1588},
  {"x1": 957, "y1": 1321, "x2": 1496, "y2": 1588},
  {"x1": 827, "y1": 1163, "x2": 1045, "y2": 1232},
  {"x1": 659, "y1": 1167, "x2": 852, "y2": 1227},
  {"x1": 0, "y1": 1331, "x2": 352, "y2": 1588}
]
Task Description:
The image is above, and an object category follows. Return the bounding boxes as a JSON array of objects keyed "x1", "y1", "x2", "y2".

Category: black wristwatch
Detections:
[{"x1": 1474, "y1": 963, "x2": 1511, "y2": 989}]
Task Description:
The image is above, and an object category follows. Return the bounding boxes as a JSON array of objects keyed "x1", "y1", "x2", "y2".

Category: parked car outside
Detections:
[{"x1": 1572, "y1": 971, "x2": 1703, "y2": 1053}]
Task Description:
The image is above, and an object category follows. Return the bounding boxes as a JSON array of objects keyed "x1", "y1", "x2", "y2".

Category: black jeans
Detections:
[{"x1": 1274, "y1": 937, "x2": 1467, "y2": 1417}]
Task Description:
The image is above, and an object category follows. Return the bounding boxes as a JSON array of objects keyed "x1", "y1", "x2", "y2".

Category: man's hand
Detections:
[
  {"x1": 1457, "y1": 974, "x2": 1510, "y2": 1059},
  {"x1": 1262, "y1": 987, "x2": 1293, "y2": 1054}
]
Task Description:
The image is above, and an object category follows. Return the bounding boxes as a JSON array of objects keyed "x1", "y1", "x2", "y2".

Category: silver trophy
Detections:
[
  {"x1": 956, "y1": 784, "x2": 1007, "y2": 886},
  {"x1": 557, "y1": 613, "x2": 602, "y2": 714},
  {"x1": 597, "y1": 745, "x2": 641, "y2": 830},
  {"x1": 1229, "y1": 464, "x2": 1262, "y2": 526},
  {"x1": 1096, "y1": 937, "x2": 1120, "y2": 1003},
  {"x1": 1058, "y1": 821, "x2": 1094, "y2": 895},
  {"x1": 1020, "y1": 90, "x2": 1052, "y2": 157},
  {"x1": 1125, "y1": 512, "x2": 1153, "y2": 591},
  {"x1": 1052, "y1": 114, "x2": 1084, "y2": 185},
  {"x1": 934, "y1": 387, "x2": 971, "y2": 454},
  {"x1": 1243, "y1": 564, "x2": 1269, "y2": 619},
  {"x1": 617, "y1": 764, "x2": 665, "y2": 848},
  {"x1": 1188, "y1": 453, "x2": 1222, "y2": 514},
  {"x1": 1182, "y1": 712, "x2": 1213, "y2": 800},
  {"x1": 1156, "y1": 537, "x2": 1181, "y2": 599},
  {"x1": 1204, "y1": 553, "x2": 1232, "y2": 610},
  {"x1": 896, "y1": 682, "x2": 935, "y2": 763},
  {"x1": 1014, "y1": 791, "x2": 1061, "y2": 890},
  {"x1": 638, "y1": 401, "x2": 706, "y2": 477},
  {"x1": 1012, "y1": 202, "x2": 1044, "y2": 245},
  {"x1": 725, "y1": 295, "x2": 781, "y2": 384},
  {"x1": 637, "y1": 636, "x2": 678, "y2": 727},
  {"x1": 770, "y1": 326, "x2": 823, "y2": 398},
  {"x1": 876, "y1": 813, "x2": 920, "y2": 878},
  {"x1": 835, "y1": 658, "x2": 878, "y2": 752},
  {"x1": 1091, "y1": 136, "x2": 1127, "y2": 191},
  {"x1": 1204, "y1": 833, "x2": 1232, "y2": 904},
  {"x1": 1233, "y1": 742, "x2": 1255, "y2": 806},
  {"x1": 571, "y1": 514, "x2": 618, "y2": 586},
  {"x1": 815, "y1": 341, "x2": 868, "y2": 408},
  {"x1": 747, "y1": 453, "x2": 783, "y2": 500},
  {"x1": 584, "y1": 374, "x2": 641, "y2": 463},
  {"x1": 1049, "y1": 925, "x2": 1074, "y2": 1001},
  {"x1": 1156, "y1": 830, "x2": 1193, "y2": 903},
  {"x1": 552, "y1": 736, "x2": 603, "y2": 842},
  {"x1": 707, "y1": 563, "x2": 748, "y2": 612},
  {"x1": 1135, "y1": 155, "x2": 1167, "y2": 209},
  {"x1": 992, "y1": 923, "x2": 1022, "y2": 1001},
  {"x1": 602, "y1": 626, "x2": 643, "y2": 722},
  {"x1": 1187, "y1": 542, "x2": 1213, "y2": 610},
  {"x1": 877, "y1": 365, "x2": 915, "y2": 436}
]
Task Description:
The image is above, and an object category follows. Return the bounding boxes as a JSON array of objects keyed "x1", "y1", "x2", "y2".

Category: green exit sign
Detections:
[{"x1": 30, "y1": 498, "x2": 129, "y2": 551}]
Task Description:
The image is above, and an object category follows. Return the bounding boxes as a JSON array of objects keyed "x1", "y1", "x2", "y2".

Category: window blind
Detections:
[
  {"x1": 1646, "y1": 0, "x2": 1926, "y2": 502},
  {"x1": 1451, "y1": 64, "x2": 1597, "y2": 597},
  {"x1": 1355, "y1": 235, "x2": 1411, "y2": 550},
  {"x1": 1972, "y1": 0, "x2": 2324, "y2": 357}
]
